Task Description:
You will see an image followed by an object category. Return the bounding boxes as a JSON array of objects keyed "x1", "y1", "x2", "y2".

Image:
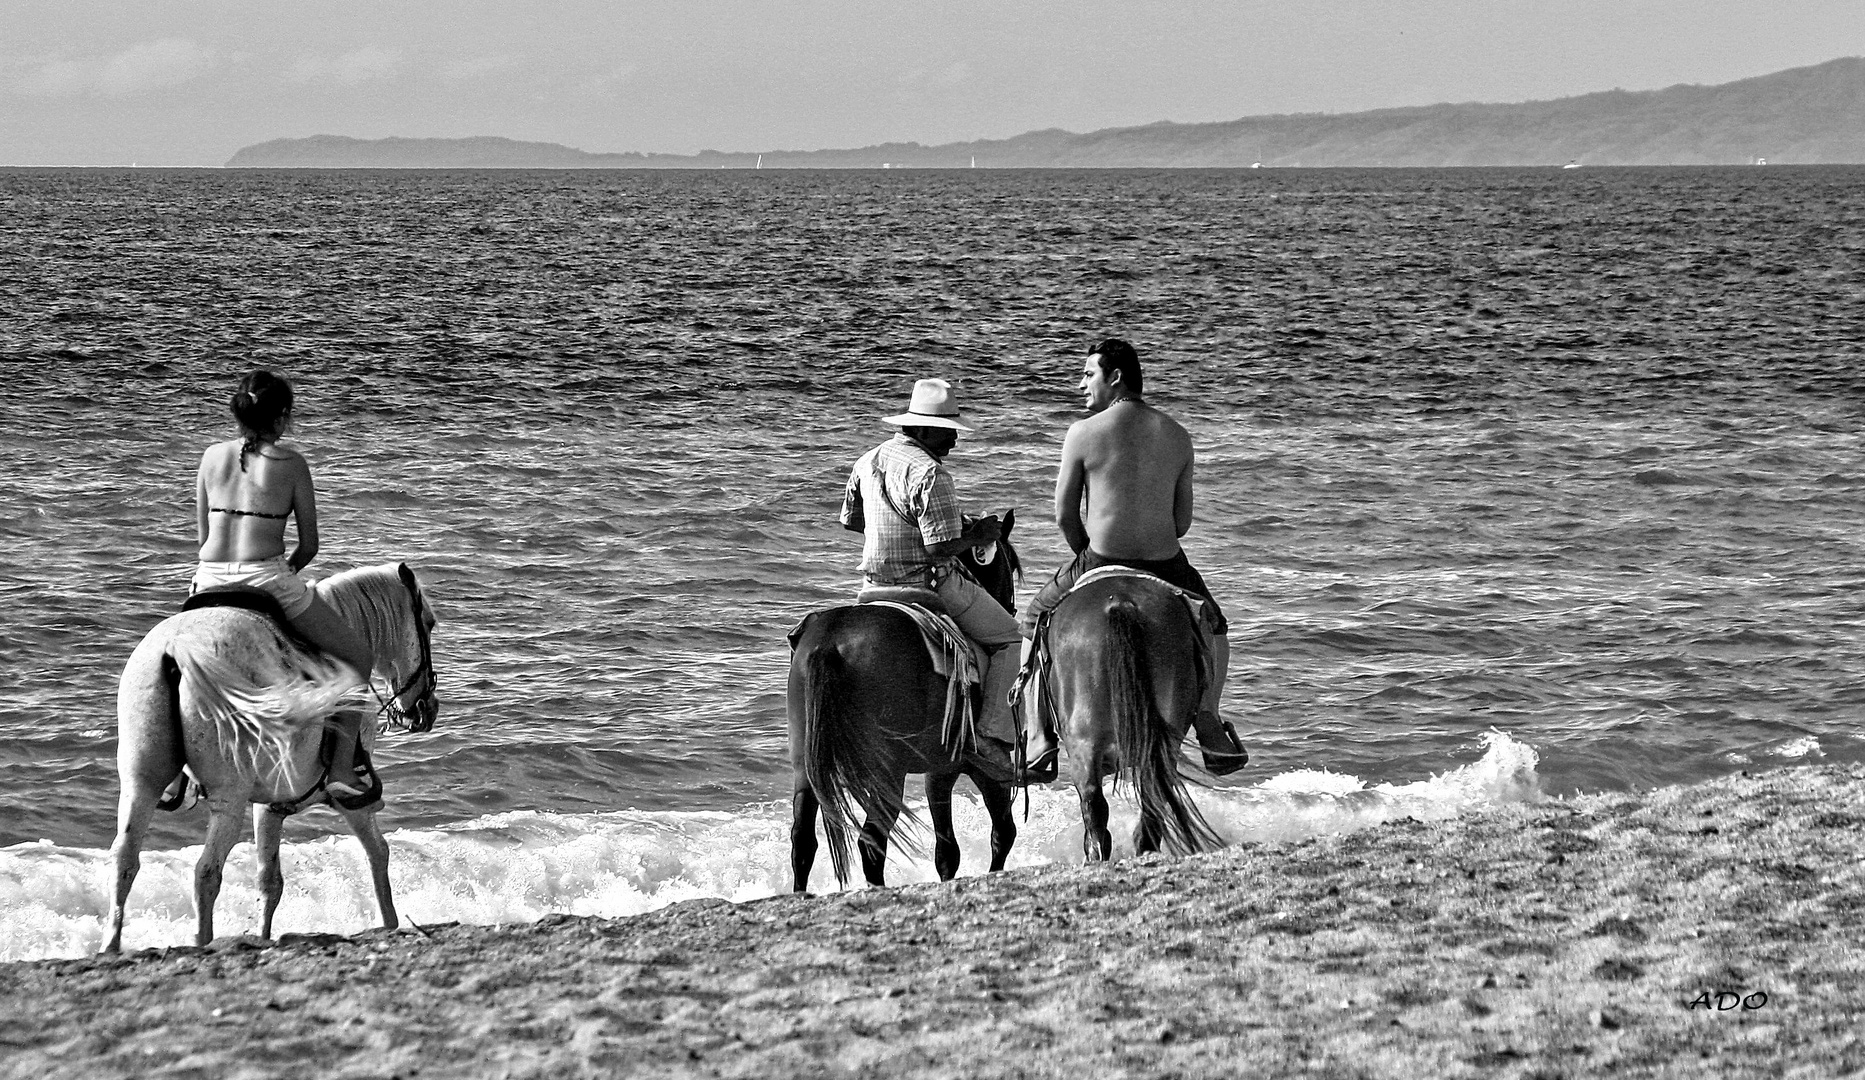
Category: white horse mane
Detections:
[
  {"x1": 317, "y1": 564, "x2": 422, "y2": 653},
  {"x1": 169, "y1": 563, "x2": 424, "y2": 782}
]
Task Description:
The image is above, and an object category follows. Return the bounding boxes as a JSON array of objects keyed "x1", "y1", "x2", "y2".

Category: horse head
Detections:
[
  {"x1": 389, "y1": 564, "x2": 440, "y2": 732},
  {"x1": 957, "y1": 507, "x2": 1021, "y2": 614},
  {"x1": 319, "y1": 563, "x2": 440, "y2": 733}
]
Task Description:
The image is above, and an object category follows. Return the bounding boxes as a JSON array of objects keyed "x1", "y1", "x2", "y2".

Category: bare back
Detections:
[
  {"x1": 195, "y1": 439, "x2": 316, "y2": 564},
  {"x1": 1055, "y1": 400, "x2": 1194, "y2": 561}
]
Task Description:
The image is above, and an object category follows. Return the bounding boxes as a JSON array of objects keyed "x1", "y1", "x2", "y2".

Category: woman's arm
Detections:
[
  {"x1": 194, "y1": 451, "x2": 211, "y2": 549},
  {"x1": 288, "y1": 454, "x2": 320, "y2": 573}
]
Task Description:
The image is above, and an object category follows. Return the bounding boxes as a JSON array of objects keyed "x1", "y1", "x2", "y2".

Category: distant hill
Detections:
[{"x1": 228, "y1": 57, "x2": 1865, "y2": 169}]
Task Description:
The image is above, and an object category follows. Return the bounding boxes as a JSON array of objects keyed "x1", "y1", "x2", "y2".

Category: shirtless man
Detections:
[{"x1": 1018, "y1": 338, "x2": 1247, "y2": 783}]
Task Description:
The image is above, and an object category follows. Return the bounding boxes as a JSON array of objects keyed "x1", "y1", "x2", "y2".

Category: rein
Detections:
[{"x1": 369, "y1": 564, "x2": 438, "y2": 733}]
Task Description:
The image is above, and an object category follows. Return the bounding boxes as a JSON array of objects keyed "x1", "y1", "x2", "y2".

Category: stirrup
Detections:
[
  {"x1": 327, "y1": 747, "x2": 383, "y2": 811},
  {"x1": 155, "y1": 773, "x2": 201, "y2": 813},
  {"x1": 1200, "y1": 720, "x2": 1250, "y2": 776},
  {"x1": 1016, "y1": 735, "x2": 1059, "y2": 786}
]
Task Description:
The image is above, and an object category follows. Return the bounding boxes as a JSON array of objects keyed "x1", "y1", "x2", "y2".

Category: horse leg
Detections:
[
  {"x1": 338, "y1": 803, "x2": 400, "y2": 931},
  {"x1": 1133, "y1": 806, "x2": 1162, "y2": 856},
  {"x1": 1077, "y1": 772, "x2": 1113, "y2": 863},
  {"x1": 106, "y1": 647, "x2": 183, "y2": 954},
  {"x1": 253, "y1": 806, "x2": 286, "y2": 939},
  {"x1": 790, "y1": 779, "x2": 821, "y2": 893},
  {"x1": 858, "y1": 776, "x2": 905, "y2": 888},
  {"x1": 104, "y1": 778, "x2": 163, "y2": 953},
  {"x1": 974, "y1": 772, "x2": 1018, "y2": 872},
  {"x1": 926, "y1": 771, "x2": 961, "y2": 882},
  {"x1": 193, "y1": 803, "x2": 246, "y2": 945}
]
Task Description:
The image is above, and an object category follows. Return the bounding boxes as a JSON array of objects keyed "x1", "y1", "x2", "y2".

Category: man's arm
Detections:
[
  {"x1": 1173, "y1": 453, "x2": 1194, "y2": 539},
  {"x1": 1054, "y1": 424, "x2": 1090, "y2": 554},
  {"x1": 839, "y1": 463, "x2": 866, "y2": 534},
  {"x1": 913, "y1": 465, "x2": 996, "y2": 559},
  {"x1": 926, "y1": 515, "x2": 1001, "y2": 558}
]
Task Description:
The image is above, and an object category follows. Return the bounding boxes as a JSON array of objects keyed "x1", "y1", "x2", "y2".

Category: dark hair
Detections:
[
  {"x1": 1090, "y1": 338, "x2": 1143, "y2": 396},
  {"x1": 230, "y1": 369, "x2": 293, "y2": 470}
]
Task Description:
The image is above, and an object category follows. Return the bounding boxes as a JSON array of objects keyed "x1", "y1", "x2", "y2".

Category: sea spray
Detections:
[{"x1": 0, "y1": 732, "x2": 1541, "y2": 962}]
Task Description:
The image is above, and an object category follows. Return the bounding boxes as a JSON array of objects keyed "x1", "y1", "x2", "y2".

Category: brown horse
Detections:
[
  {"x1": 1043, "y1": 572, "x2": 1223, "y2": 861},
  {"x1": 788, "y1": 512, "x2": 1020, "y2": 891}
]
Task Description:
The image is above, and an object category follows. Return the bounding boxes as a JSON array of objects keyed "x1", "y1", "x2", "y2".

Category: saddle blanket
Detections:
[{"x1": 861, "y1": 600, "x2": 984, "y2": 686}]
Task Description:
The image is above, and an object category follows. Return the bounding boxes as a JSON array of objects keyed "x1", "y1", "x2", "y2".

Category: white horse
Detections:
[{"x1": 105, "y1": 562, "x2": 439, "y2": 953}]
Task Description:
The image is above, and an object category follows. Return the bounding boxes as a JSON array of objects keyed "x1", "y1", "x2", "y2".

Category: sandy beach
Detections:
[{"x1": 4, "y1": 764, "x2": 1861, "y2": 1079}]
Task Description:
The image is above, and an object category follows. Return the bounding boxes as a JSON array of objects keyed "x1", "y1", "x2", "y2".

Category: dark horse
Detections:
[
  {"x1": 788, "y1": 511, "x2": 1020, "y2": 891},
  {"x1": 1043, "y1": 572, "x2": 1223, "y2": 862}
]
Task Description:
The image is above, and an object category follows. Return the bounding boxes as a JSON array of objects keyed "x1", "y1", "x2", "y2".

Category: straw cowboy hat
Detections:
[{"x1": 882, "y1": 378, "x2": 972, "y2": 431}]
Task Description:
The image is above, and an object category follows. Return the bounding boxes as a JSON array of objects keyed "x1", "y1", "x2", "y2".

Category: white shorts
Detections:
[{"x1": 191, "y1": 555, "x2": 314, "y2": 618}]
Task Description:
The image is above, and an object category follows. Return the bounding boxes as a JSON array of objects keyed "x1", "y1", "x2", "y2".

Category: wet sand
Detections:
[{"x1": 4, "y1": 764, "x2": 1861, "y2": 1079}]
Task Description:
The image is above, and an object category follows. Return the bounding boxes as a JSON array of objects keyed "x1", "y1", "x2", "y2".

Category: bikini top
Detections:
[{"x1": 210, "y1": 507, "x2": 289, "y2": 519}]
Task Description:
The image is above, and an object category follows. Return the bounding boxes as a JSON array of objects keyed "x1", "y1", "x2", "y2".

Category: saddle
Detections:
[{"x1": 181, "y1": 586, "x2": 319, "y2": 649}]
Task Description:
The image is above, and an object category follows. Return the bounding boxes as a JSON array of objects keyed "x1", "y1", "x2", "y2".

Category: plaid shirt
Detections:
[{"x1": 841, "y1": 434, "x2": 964, "y2": 585}]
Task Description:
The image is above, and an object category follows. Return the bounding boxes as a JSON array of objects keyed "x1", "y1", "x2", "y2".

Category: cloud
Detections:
[
  {"x1": 441, "y1": 54, "x2": 522, "y2": 81},
  {"x1": 10, "y1": 38, "x2": 212, "y2": 98},
  {"x1": 576, "y1": 63, "x2": 641, "y2": 100},
  {"x1": 286, "y1": 46, "x2": 404, "y2": 86},
  {"x1": 937, "y1": 60, "x2": 972, "y2": 86},
  {"x1": 890, "y1": 60, "x2": 974, "y2": 90}
]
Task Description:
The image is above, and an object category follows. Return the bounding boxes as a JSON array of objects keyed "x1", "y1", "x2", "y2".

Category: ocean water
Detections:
[{"x1": 3, "y1": 165, "x2": 1864, "y2": 961}]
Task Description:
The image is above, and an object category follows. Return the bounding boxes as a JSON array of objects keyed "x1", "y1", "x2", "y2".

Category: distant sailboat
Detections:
[
  {"x1": 970, "y1": 156, "x2": 976, "y2": 168},
  {"x1": 756, "y1": 155, "x2": 762, "y2": 169}
]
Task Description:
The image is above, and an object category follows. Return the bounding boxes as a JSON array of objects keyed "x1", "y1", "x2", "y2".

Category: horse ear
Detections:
[
  {"x1": 397, "y1": 563, "x2": 417, "y2": 591},
  {"x1": 1001, "y1": 507, "x2": 1015, "y2": 538}
]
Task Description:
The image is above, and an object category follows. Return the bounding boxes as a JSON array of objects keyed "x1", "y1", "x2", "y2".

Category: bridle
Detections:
[{"x1": 373, "y1": 564, "x2": 438, "y2": 733}]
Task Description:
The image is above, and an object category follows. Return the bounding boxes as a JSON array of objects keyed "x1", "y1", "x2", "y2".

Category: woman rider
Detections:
[{"x1": 184, "y1": 369, "x2": 376, "y2": 803}]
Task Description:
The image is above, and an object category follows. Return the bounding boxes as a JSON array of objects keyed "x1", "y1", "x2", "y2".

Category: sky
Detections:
[{"x1": 3, "y1": 1, "x2": 1864, "y2": 166}]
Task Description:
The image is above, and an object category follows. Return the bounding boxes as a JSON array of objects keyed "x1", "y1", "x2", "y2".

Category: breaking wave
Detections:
[{"x1": 1, "y1": 731, "x2": 1541, "y2": 962}]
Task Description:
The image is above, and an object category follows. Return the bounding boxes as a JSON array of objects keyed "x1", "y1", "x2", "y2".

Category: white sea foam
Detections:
[
  {"x1": 0, "y1": 732, "x2": 1541, "y2": 962},
  {"x1": 1769, "y1": 736, "x2": 1823, "y2": 760}
]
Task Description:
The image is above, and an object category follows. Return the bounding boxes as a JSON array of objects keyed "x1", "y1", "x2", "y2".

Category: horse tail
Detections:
[
  {"x1": 162, "y1": 653, "x2": 184, "y2": 764},
  {"x1": 1104, "y1": 598, "x2": 1223, "y2": 857},
  {"x1": 168, "y1": 633, "x2": 356, "y2": 781},
  {"x1": 799, "y1": 642, "x2": 910, "y2": 886}
]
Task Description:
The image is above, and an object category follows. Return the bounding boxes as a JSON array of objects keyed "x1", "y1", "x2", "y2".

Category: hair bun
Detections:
[{"x1": 230, "y1": 370, "x2": 293, "y2": 454}]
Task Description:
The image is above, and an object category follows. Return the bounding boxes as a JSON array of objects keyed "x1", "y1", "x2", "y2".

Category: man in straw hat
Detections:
[
  {"x1": 1016, "y1": 338, "x2": 1247, "y2": 784},
  {"x1": 840, "y1": 377, "x2": 1021, "y2": 780}
]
